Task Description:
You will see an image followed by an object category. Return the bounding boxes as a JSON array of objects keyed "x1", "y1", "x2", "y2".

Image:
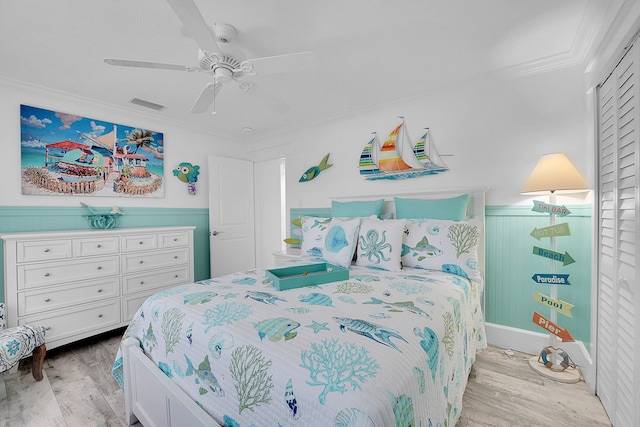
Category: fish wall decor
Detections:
[
  {"x1": 299, "y1": 153, "x2": 333, "y2": 182},
  {"x1": 173, "y1": 162, "x2": 200, "y2": 195}
]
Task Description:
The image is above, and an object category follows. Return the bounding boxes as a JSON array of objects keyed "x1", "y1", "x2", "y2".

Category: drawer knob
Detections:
[
  {"x1": 44, "y1": 273, "x2": 50, "y2": 277},
  {"x1": 139, "y1": 241, "x2": 144, "y2": 245},
  {"x1": 44, "y1": 248, "x2": 50, "y2": 253},
  {"x1": 98, "y1": 314, "x2": 103, "y2": 318},
  {"x1": 140, "y1": 281, "x2": 144, "y2": 285},
  {"x1": 174, "y1": 238, "x2": 178, "y2": 241},
  {"x1": 97, "y1": 244, "x2": 102, "y2": 248},
  {"x1": 44, "y1": 298, "x2": 51, "y2": 302},
  {"x1": 44, "y1": 326, "x2": 52, "y2": 331},
  {"x1": 97, "y1": 266, "x2": 102, "y2": 270},
  {"x1": 139, "y1": 260, "x2": 144, "y2": 264},
  {"x1": 175, "y1": 275, "x2": 179, "y2": 278},
  {"x1": 97, "y1": 289, "x2": 103, "y2": 293},
  {"x1": 174, "y1": 256, "x2": 178, "y2": 259}
]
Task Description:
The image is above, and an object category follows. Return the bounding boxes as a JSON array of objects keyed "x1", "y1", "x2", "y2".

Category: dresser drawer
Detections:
[
  {"x1": 122, "y1": 266, "x2": 191, "y2": 295},
  {"x1": 17, "y1": 256, "x2": 120, "y2": 289},
  {"x1": 121, "y1": 234, "x2": 158, "y2": 252},
  {"x1": 18, "y1": 277, "x2": 120, "y2": 316},
  {"x1": 20, "y1": 300, "x2": 121, "y2": 345},
  {"x1": 73, "y1": 236, "x2": 119, "y2": 257},
  {"x1": 122, "y1": 248, "x2": 189, "y2": 274},
  {"x1": 17, "y1": 240, "x2": 72, "y2": 263},
  {"x1": 159, "y1": 230, "x2": 190, "y2": 248}
]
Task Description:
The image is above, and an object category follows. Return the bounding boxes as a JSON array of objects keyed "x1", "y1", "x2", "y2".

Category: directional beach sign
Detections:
[
  {"x1": 532, "y1": 311, "x2": 574, "y2": 341},
  {"x1": 530, "y1": 222, "x2": 571, "y2": 240},
  {"x1": 532, "y1": 200, "x2": 571, "y2": 216},
  {"x1": 532, "y1": 246, "x2": 575, "y2": 266},
  {"x1": 531, "y1": 273, "x2": 571, "y2": 285},
  {"x1": 532, "y1": 293, "x2": 574, "y2": 318}
]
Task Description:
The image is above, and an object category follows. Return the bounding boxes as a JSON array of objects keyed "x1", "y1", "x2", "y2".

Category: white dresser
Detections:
[{"x1": 1, "y1": 226, "x2": 195, "y2": 350}]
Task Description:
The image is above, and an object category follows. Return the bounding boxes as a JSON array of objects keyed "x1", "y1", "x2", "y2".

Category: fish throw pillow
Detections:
[
  {"x1": 402, "y1": 218, "x2": 482, "y2": 284},
  {"x1": 322, "y1": 217, "x2": 361, "y2": 268},
  {"x1": 300, "y1": 217, "x2": 331, "y2": 257}
]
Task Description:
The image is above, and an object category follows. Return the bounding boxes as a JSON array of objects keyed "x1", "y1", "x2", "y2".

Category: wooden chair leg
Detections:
[{"x1": 31, "y1": 345, "x2": 46, "y2": 381}]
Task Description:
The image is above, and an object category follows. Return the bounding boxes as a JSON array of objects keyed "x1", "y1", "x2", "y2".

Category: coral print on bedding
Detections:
[
  {"x1": 112, "y1": 258, "x2": 486, "y2": 427},
  {"x1": 402, "y1": 218, "x2": 483, "y2": 284}
]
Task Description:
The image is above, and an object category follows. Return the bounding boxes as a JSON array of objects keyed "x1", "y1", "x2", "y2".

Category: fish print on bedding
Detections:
[{"x1": 113, "y1": 258, "x2": 486, "y2": 427}]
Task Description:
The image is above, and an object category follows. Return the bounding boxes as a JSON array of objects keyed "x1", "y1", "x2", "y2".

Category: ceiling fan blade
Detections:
[
  {"x1": 247, "y1": 51, "x2": 317, "y2": 75},
  {"x1": 104, "y1": 58, "x2": 190, "y2": 72},
  {"x1": 244, "y1": 84, "x2": 289, "y2": 114},
  {"x1": 191, "y1": 82, "x2": 222, "y2": 113},
  {"x1": 165, "y1": 0, "x2": 220, "y2": 54}
]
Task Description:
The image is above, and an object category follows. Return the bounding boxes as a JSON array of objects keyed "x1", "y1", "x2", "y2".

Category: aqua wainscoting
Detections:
[
  {"x1": 484, "y1": 204, "x2": 592, "y2": 348},
  {"x1": 0, "y1": 206, "x2": 210, "y2": 302}
]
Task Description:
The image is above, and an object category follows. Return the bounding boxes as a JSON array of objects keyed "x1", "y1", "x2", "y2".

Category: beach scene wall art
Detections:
[{"x1": 20, "y1": 104, "x2": 164, "y2": 198}]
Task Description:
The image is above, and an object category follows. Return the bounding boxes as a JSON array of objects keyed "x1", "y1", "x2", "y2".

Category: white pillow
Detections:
[
  {"x1": 322, "y1": 217, "x2": 361, "y2": 268},
  {"x1": 402, "y1": 218, "x2": 482, "y2": 283},
  {"x1": 300, "y1": 217, "x2": 331, "y2": 257},
  {"x1": 356, "y1": 219, "x2": 405, "y2": 271}
]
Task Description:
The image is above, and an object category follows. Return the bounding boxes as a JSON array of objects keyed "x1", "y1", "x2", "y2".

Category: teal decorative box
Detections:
[{"x1": 266, "y1": 263, "x2": 349, "y2": 291}]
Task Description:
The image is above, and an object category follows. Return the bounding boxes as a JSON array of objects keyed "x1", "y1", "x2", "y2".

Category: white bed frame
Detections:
[{"x1": 121, "y1": 186, "x2": 488, "y2": 426}]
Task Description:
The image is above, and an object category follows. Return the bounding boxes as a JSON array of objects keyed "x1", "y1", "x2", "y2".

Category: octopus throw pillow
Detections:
[{"x1": 356, "y1": 218, "x2": 405, "y2": 271}]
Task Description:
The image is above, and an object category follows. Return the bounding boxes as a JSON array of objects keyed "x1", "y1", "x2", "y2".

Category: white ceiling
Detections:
[{"x1": 0, "y1": 0, "x2": 620, "y2": 142}]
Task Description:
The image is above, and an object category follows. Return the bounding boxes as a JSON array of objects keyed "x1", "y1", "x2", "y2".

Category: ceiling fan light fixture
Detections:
[{"x1": 214, "y1": 67, "x2": 233, "y2": 84}]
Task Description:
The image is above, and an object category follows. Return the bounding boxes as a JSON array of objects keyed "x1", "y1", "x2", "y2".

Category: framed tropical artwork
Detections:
[{"x1": 20, "y1": 104, "x2": 164, "y2": 198}]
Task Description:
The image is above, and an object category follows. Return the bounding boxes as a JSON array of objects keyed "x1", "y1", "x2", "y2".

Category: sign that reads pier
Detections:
[{"x1": 532, "y1": 312, "x2": 574, "y2": 342}]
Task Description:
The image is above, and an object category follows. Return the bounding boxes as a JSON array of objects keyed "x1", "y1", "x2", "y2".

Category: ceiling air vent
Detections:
[{"x1": 129, "y1": 97, "x2": 166, "y2": 111}]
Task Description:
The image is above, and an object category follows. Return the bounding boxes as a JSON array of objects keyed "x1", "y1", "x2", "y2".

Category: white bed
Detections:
[{"x1": 113, "y1": 187, "x2": 488, "y2": 427}]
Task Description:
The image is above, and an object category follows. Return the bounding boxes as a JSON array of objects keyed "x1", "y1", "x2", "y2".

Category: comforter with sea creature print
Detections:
[{"x1": 112, "y1": 259, "x2": 486, "y2": 427}]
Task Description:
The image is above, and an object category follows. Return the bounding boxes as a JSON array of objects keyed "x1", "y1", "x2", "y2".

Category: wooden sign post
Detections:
[{"x1": 527, "y1": 198, "x2": 580, "y2": 383}]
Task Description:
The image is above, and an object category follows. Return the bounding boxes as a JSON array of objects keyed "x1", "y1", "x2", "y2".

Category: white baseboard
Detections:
[{"x1": 485, "y1": 322, "x2": 595, "y2": 393}]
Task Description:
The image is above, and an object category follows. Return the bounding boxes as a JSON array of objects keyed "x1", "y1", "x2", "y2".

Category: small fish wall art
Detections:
[
  {"x1": 299, "y1": 153, "x2": 333, "y2": 182},
  {"x1": 173, "y1": 162, "x2": 200, "y2": 195}
]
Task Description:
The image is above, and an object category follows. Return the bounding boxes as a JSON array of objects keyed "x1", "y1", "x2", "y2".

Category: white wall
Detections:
[
  {"x1": 248, "y1": 63, "x2": 594, "y2": 209},
  {"x1": 0, "y1": 78, "x2": 246, "y2": 209}
]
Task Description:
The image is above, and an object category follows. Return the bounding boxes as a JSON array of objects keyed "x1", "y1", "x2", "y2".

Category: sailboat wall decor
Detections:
[{"x1": 359, "y1": 119, "x2": 449, "y2": 180}]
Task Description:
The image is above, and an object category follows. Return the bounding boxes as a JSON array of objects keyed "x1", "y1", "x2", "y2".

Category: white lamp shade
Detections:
[{"x1": 523, "y1": 153, "x2": 588, "y2": 194}]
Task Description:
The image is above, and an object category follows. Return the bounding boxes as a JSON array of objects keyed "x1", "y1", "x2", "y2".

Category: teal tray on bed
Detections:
[{"x1": 266, "y1": 263, "x2": 349, "y2": 290}]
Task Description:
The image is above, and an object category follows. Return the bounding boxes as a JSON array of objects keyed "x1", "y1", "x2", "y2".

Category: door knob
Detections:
[{"x1": 211, "y1": 231, "x2": 224, "y2": 236}]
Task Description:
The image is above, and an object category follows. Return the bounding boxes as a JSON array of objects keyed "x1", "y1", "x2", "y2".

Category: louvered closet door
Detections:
[{"x1": 596, "y1": 40, "x2": 640, "y2": 427}]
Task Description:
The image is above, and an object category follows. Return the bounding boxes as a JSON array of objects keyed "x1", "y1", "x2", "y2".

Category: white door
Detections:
[
  {"x1": 208, "y1": 155, "x2": 255, "y2": 277},
  {"x1": 596, "y1": 40, "x2": 639, "y2": 427}
]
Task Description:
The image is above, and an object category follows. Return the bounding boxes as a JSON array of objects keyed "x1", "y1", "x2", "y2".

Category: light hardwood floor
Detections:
[{"x1": 0, "y1": 328, "x2": 612, "y2": 427}]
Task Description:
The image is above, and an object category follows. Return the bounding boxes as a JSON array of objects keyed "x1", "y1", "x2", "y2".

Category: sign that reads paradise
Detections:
[
  {"x1": 532, "y1": 292, "x2": 574, "y2": 318},
  {"x1": 532, "y1": 312, "x2": 574, "y2": 342},
  {"x1": 530, "y1": 222, "x2": 571, "y2": 240},
  {"x1": 532, "y1": 246, "x2": 575, "y2": 266},
  {"x1": 531, "y1": 200, "x2": 572, "y2": 217},
  {"x1": 531, "y1": 273, "x2": 571, "y2": 286}
]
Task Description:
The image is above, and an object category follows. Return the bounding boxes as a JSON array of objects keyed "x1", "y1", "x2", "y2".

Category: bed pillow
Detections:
[
  {"x1": 402, "y1": 218, "x2": 482, "y2": 283},
  {"x1": 299, "y1": 217, "x2": 331, "y2": 257},
  {"x1": 332, "y1": 199, "x2": 385, "y2": 218},
  {"x1": 394, "y1": 194, "x2": 469, "y2": 220},
  {"x1": 356, "y1": 218, "x2": 405, "y2": 271},
  {"x1": 321, "y1": 217, "x2": 361, "y2": 268}
]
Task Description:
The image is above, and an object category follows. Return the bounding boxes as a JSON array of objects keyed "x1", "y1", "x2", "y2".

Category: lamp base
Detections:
[{"x1": 528, "y1": 355, "x2": 580, "y2": 383}]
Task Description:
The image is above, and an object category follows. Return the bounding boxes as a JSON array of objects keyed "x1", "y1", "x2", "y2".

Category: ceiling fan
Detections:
[{"x1": 104, "y1": 0, "x2": 315, "y2": 114}]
